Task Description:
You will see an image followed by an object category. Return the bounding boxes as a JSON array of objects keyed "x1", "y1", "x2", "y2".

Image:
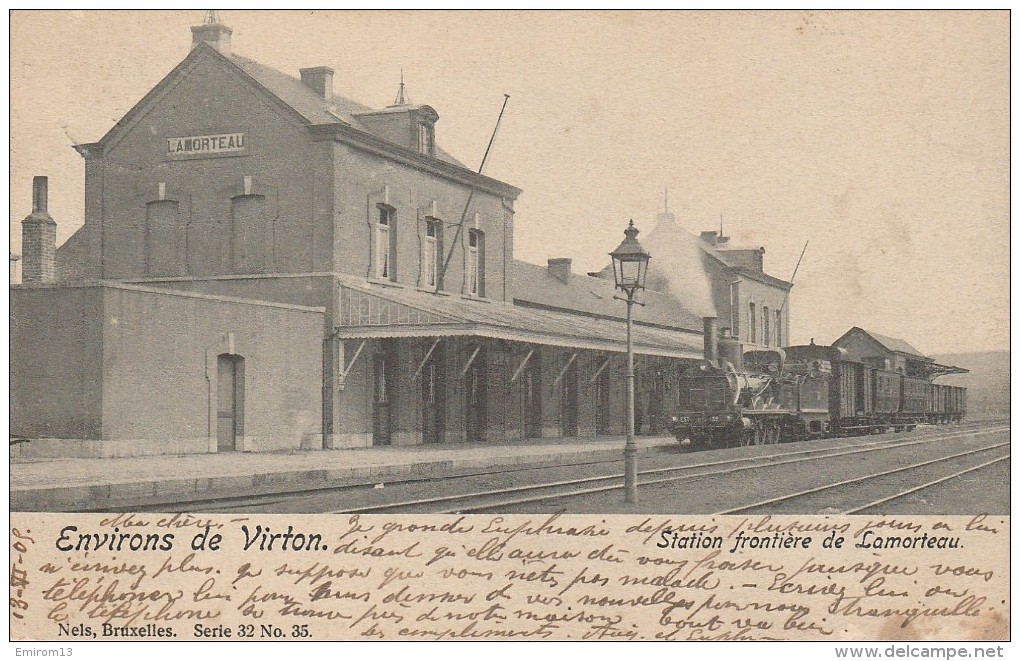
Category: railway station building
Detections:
[
  {"x1": 833, "y1": 327, "x2": 966, "y2": 381},
  {"x1": 591, "y1": 200, "x2": 793, "y2": 351},
  {"x1": 11, "y1": 15, "x2": 721, "y2": 459}
]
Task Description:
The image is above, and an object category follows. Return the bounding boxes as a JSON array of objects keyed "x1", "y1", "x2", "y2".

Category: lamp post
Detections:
[{"x1": 610, "y1": 220, "x2": 651, "y2": 504}]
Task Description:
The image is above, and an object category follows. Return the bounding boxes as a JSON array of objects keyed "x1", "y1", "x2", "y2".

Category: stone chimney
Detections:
[
  {"x1": 191, "y1": 11, "x2": 232, "y2": 52},
  {"x1": 22, "y1": 176, "x2": 56, "y2": 284},
  {"x1": 300, "y1": 66, "x2": 334, "y2": 99},
  {"x1": 547, "y1": 258, "x2": 571, "y2": 284}
]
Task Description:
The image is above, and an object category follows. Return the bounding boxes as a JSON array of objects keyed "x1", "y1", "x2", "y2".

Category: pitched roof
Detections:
[
  {"x1": 511, "y1": 259, "x2": 704, "y2": 333},
  {"x1": 730, "y1": 266, "x2": 794, "y2": 290},
  {"x1": 227, "y1": 52, "x2": 370, "y2": 125},
  {"x1": 225, "y1": 52, "x2": 466, "y2": 167},
  {"x1": 80, "y1": 43, "x2": 468, "y2": 171},
  {"x1": 844, "y1": 327, "x2": 930, "y2": 359}
]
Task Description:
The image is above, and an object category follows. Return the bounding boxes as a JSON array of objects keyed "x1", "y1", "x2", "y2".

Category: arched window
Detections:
[{"x1": 145, "y1": 198, "x2": 184, "y2": 277}]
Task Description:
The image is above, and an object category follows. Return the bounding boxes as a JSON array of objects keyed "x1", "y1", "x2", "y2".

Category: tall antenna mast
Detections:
[
  {"x1": 778, "y1": 240, "x2": 809, "y2": 313},
  {"x1": 436, "y1": 94, "x2": 511, "y2": 292}
]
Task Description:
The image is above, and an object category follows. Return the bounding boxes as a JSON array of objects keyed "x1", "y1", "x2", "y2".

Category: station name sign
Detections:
[{"x1": 167, "y1": 133, "x2": 246, "y2": 158}]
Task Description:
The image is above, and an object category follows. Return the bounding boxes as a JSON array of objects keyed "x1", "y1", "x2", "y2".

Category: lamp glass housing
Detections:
[{"x1": 609, "y1": 221, "x2": 650, "y2": 293}]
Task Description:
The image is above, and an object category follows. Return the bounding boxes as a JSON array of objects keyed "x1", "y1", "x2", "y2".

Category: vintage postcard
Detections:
[{"x1": 8, "y1": 9, "x2": 1010, "y2": 653}]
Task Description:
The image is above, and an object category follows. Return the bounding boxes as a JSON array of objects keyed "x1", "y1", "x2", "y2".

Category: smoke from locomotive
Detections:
[{"x1": 645, "y1": 222, "x2": 718, "y2": 318}]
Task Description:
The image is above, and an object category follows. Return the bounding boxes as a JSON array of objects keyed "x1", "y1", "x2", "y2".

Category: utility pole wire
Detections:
[
  {"x1": 436, "y1": 94, "x2": 510, "y2": 292},
  {"x1": 779, "y1": 240, "x2": 809, "y2": 314}
]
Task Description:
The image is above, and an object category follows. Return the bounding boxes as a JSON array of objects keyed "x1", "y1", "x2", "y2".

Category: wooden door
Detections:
[
  {"x1": 421, "y1": 344, "x2": 445, "y2": 444},
  {"x1": 521, "y1": 359, "x2": 542, "y2": 438},
  {"x1": 560, "y1": 358, "x2": 579, "y2": 437},
  {"x1": 648, "y1": 368, "x2": 666, "y2": 434},
  {"x1": 373, "y1": 352, "x2": 393, "y2": 446},
  {"x1": 216, "y1": 354, "x2": 244, "y2": 451},
  {"x1": 465, "y1": 348, "x2": 487, "y2": 442},
  {"x1": 595, "y1": 366, "x2": 611, "y2": 436}
]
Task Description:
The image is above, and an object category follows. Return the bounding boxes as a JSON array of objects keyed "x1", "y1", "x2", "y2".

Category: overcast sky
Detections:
[{"x1": 9, "y1": 10, "x2": 1009, "y2": 354}]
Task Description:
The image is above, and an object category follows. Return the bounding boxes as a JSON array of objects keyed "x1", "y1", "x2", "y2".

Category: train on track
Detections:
[{"x1": 668, "y1": 319, "x2": 967, "y2": 449}]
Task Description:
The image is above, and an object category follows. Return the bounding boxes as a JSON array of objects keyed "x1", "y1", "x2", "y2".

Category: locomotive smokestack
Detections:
[
  {"x1": 703, "y1": 316, "x2": 719, "y2": 364},
  {"x1": 718, "y1": 326, "x2": 743, "y2": 371}
]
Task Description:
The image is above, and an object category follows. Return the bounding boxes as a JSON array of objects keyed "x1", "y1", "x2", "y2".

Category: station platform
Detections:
[{"x1": 10, "y1": 434, "x2": 676, "y2": 512}]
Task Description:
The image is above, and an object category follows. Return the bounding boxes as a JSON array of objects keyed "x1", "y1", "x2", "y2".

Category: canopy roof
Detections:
[{"x1": 334, "y1": 275, "x2": 703, "y2": 359}]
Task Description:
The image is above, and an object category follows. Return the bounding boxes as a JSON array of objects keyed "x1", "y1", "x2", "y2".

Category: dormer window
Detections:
[{"x1": 417, "y1": 121, "x2": 434, "y2": 157}]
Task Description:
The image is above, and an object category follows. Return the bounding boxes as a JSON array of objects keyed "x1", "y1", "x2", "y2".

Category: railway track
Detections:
[
  {"x1": 114, "y1": 454, "x2": 622, "y2": 513},
  {"x1": 334, "y1": 423, "x2": 1008, "y2": 514},
  {"x1": 716, "y1": 442, "x2": 1009, "y2": 515},
  {"x1": 846, "y1": 454, "x2": 1008, "y2": 514},
  {"x1": 115, "y1": 421, "x2": 1005, "y2": 514},
  {"x1": 116, "y1": 420, "x2": 999, "y2": 514}
]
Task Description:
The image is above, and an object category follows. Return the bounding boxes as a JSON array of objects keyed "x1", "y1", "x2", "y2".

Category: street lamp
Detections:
[{"x1": 609, "y1": 220, "x2": 651, "y2": 504}]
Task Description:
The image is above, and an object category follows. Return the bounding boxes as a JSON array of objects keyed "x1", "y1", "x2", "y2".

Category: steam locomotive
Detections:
[{"x1": 668, "y1": 318, "x2": 966, "y2": 449}]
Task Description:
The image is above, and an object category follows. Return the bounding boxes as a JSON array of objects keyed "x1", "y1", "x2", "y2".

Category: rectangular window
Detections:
[
  {"x1": 748, "y1": 302, "x2": 757, "y2": 344},
  {"x1": 468, "y1": 229, "x2": 485, "y2": 296},
  {"x1": 775, "y1": 309, "x2": 782, "y2": 347},
  {"x1": 376, "y1": 206, "x2": 396, "y2": 280},
  {"x1": 423, "y1": 218, "x2": 442, "y2": 288},
  {"x1": 763, "y1": 306, "x2": 770, "y2": 347}
]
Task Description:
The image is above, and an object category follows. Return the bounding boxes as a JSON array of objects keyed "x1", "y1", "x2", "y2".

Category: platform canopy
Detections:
[
  {"x1": 332, "y1": 276, "x2": 703, "y2": 359},
  {"x1": 926, "y1": 362, "x2": 970, "y2": 381}
]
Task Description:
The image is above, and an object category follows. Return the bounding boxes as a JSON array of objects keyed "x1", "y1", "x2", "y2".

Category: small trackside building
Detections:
[{"x1": 11, "y1": 283, "x2": 324, "y2": 458}]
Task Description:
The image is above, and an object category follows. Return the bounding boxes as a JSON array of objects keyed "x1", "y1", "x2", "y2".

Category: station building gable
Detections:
[
  {"x1": 833, "y1": 327, "x2": 934, "y2": 377},
  {"x1": 64, "y1": 44, "x2": 335, "y2": 281}
]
